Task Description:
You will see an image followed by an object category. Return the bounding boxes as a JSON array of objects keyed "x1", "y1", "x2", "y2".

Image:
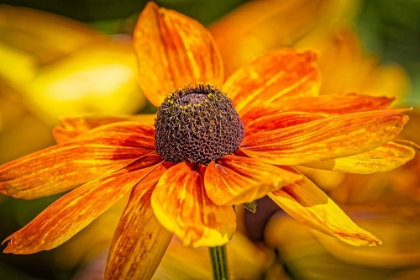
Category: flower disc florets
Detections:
[{"x1": 155, "y1": 84, "x2": 244, "y2": 165}]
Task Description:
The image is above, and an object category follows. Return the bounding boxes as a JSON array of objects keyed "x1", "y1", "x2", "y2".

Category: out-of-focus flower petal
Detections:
[
  {"x1": 25, "y1": 41, "x2": 145, "y2": 123},
  {"x1": 133, "y1": 2, "x2": 223, "y2": 107},
  {"x1": 204, "y1": 155, "x2": 302, "y2": 205},
  {"x1": 152, "y1": 162, "x2": 236, "y2": 247},
  {"x1": 268, "y1": 174, "x2": 381, "y2": 246},
  {"x1": 0, "y1": 6, "x2": 147, "y2": 124},
  {"x1": 53, "y1": 114, "x2": 156, "y2": 144},
  {"x1": 265, "y1": 212, "x2": 385, "y2": 280},
  {"x1": 210, "y1": 0, "x2": 360, "y2": 76},
  {"x1": 105, "y1": 164, "x2": 172, "y2": 280},
  {"x1": 241, "y1": 109, "x2": 409, "y2": 165},
  {"x1": 303, "y1": 142, "x2": 415, "y2": 173},
  {"x1": 296, "y1": 27, "x2": 409, "y2": 104},
  {"x1": 0, "y1": 123, "x2": 156, "y2": 199},
  {"x1": 224, "y1": 49, "x2": 320, "y2": 116},
  {"x1": 2, "y1": 162, "x2": 160, "y2": 254},
  {"x1": 0, "y1": 5, "x2": 102, "y2": 84},
  {"x1": 313, "y1": 201, "x2": 420, "y2": 267},
  {"x1": 154, "y1": 232, "x2": 275, "y2": 280}
]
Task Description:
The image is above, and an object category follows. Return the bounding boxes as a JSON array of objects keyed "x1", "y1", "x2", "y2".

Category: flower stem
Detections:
[{"x1": 209, "y1": 245, "x2": 229, "y2": 280}]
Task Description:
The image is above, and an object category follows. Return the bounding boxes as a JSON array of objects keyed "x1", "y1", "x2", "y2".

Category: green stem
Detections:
[{"x1": 209, "y1": 245, "x2": 229, "y2": 280}]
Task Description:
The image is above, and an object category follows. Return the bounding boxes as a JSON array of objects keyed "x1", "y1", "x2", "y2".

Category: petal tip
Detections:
[
  {"x1": 2, "y1": 236, "x2": 17, "y2": 254},
  {"x1": 144, "y1": 1, "x2": 159, "y2": 12}
]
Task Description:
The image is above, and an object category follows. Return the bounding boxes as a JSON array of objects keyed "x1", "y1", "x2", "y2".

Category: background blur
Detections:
[{"x1": 0, "y1": 0, "x2": 419, "y2": 279}]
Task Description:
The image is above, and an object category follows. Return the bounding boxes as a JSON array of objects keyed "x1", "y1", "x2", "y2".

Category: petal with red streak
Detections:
[
  {"x1": 303, "y1": 142, "x2": 415, "y2": 173},
  {"x1": 152, "y1": 162, "x2": 236, "y2": 247},
  {"x1": 268, "y1": 173, "x2": 381, "y2": 246},
  {"x1": 105, "y1": 164, "x2": 172, "y2": 280},
  {"x1": 204, "y1": 155, "x2": 302, "y2": 205},
  {"x1": 53, "y1": 115, "x2": 156, "y2": 144},
  {"x1": 275, "y1": 93, "x2": 395, "y2": 115},
  {"x1": 0, "y1": 122, "x2": 156, "y2": 199},
  {"x1": 133, "y1": 2, "x2": 223, "y2": 107},
  {"x1": 2, "y1": 161, "x2": 162, "y2": 254},
  {"x1": 223, "y1": 49, "x2": 320, "y2": 116},
  {"x1": 244, "y1": 111, "x2": 324, "y2": 136},
  {"x1": 241, "y1": 109, "x2": 410, "y2": 165}
]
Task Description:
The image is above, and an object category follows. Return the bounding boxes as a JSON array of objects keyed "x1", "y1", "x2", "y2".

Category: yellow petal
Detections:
[
  {"x1": 241, "y1": 109, "x2": 409, "y2": 165},
  {"x1": 2, "y1": 161, "x2": 161, "y2": 254},
  {"x1": 105, "y1": 164, "x2": 172, "y2": 280},
  {"x1": 303, "y1": 142, "x2": 415, "y2": 173},
  {"x1": 223, "y1": 48, "x2": 320, "y2": 116},
  {"x1": 0, "y1": 6, "x2": 146, "y2": 124},
  {"x1": 268, "y1": 173, "x2": 381, "y2": 246},
  {"x1": 152, "y1": 162, "x2": 236, "y2": 247},
  {"x1": 53, "y1": 114, "x2": 156, "y2": 144},
  {"x1": 204, "y1": 155, "x2": 302, "y2": 205},
  {"x1": 133, "y1": 2, "x2": 223, "y2": 107},
  {"x1": 0, "y1": 122, "x2": 156, "y2": 199}
]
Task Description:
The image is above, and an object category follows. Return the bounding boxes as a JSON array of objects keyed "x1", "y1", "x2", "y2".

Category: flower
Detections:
[
  {"x1": 0, "y1": 5, "x2": 146, "y2": 164},
  {"x1": 0, "y1": 2, "x2": 416, "y2": 279}
]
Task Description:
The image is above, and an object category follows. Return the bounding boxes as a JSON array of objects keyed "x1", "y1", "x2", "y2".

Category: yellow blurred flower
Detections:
[
  {"x1": 0, "y1": 5, "x2": 146, "y2": 164},
  {"x1": 0, "y1": 5, "x2": 146, "y2": 124}
]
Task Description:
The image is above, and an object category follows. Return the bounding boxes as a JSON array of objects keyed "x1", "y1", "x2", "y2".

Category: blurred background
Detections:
[{"x1": 0, "y1": 0, "x2": 419, "y2": 279}]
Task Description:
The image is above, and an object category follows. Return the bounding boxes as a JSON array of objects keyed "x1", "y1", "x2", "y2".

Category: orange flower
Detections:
[{"x1": 0, "y1": 2, "x2": 416, "y2": 279}]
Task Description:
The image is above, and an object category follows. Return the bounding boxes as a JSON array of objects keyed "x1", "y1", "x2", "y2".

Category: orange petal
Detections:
[
  {"x1": 53, "y1": 115, "x2": 156, "y2": 144},
  {"x1": 204, "y1": 155, "x2": 302, "y2": 205},
  {"x1": 303, "y1": 142, "x2": 415, "y2": 173},
  {"x1": 105, "y1": 164, "x2": 172, "y2": 280},
  {"x1": 2, "y1": 161, "x2": 162, "y2": 254},
  {"x1": 241, "y1": 109, "x2": 410, "y2": 165},
  {"x1": 244, "y1": 111, "x2": 324, "y2": 136},
  {"x1": 243, "y1": 93, "x2": 395, "y2": 133},
  {"x1": 0, "y1": 122, "x2": 156, "y2": 199},
  {"x1": 223, "y1": 49, "x2": 320, "y2": 116},
  {"x1": 268, "y1": 173, "x2": 381, "y2": 246},
  {"x1": 152, "y1": 162, "x2": 236, "y2": 247},
  {"x1": 133, "y1": 2, "x2": 224, "y2": 107},
  {"x1": 275, "y1": 93, "x2": 394, "y2": 115}
]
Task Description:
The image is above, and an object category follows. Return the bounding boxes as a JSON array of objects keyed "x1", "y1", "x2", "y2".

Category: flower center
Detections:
[{"x1": 155, "y1": 84, "x2": 244, "y2": 165}]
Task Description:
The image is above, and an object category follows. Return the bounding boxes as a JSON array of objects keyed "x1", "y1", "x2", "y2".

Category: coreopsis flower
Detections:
[{"x1": 0, "y1": 2, "x2": 416, "y2": 279}]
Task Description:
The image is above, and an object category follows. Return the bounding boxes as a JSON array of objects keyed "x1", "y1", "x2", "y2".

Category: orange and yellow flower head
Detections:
[{"x1": 0, "y1": 2, "x2": 416, "y2": 279}]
